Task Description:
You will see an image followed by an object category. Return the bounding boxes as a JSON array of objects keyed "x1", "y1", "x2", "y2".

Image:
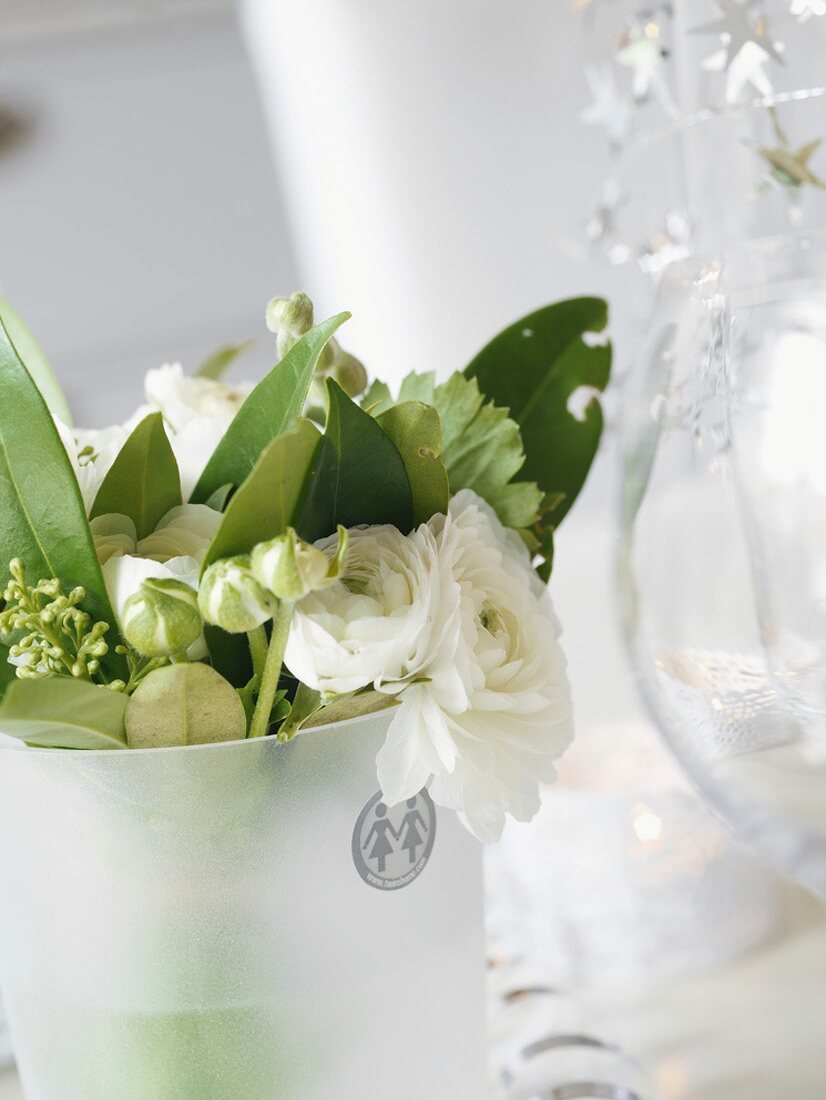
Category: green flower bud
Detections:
[
  {"x1": 266, "y1": 291, "x2": 315, "y2": 359},
  {"x1": 198, "y1": 556, "x2": 274, "y2": 633},
  {"x1": 125, "y1": 663, "x2": 247, "y2": 748},
  {"x1": 331, "y1": 348, "x2": 368, "y2": 398},
  {"x1": 251, "y1": 526, "x2": 349, "y2": 601},
  {"x1": 122, "y1": 578, "x2": 202, "y2": 658}
]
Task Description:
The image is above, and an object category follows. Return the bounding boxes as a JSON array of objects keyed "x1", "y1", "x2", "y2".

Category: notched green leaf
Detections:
[{"x1": 464, "y1": 297, "x2": 611, "y2": 530}]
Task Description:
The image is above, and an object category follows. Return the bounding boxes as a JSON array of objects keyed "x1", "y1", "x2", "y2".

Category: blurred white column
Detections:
[{"x1": 240, "y1": 0, "x2": 621, "y2": 381}]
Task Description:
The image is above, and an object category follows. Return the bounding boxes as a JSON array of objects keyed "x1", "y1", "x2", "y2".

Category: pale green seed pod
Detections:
[
  {"x1": 265, "y1": 291, "x2": 315, "y2": 359},
  {"x1": 198, "y1": 556, "x2": 274, "y2": 633},
  {"x1": 122, "y1": 578, "x2": 202, "y2": 658},
  {"x1": 125, "y1": 663, "x2": 247, "y2": 748},
  {"x1": 251, "y1": 526, "x2": 349, "y2": 601}
]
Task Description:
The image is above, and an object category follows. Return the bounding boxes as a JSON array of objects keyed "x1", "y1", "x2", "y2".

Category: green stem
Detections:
[
  {"x1": 247, "y1": 626, "x2": 268, "y2": 686},
  {"x1": 248, "y1": 602, "x2": 293, "y2": 740}
]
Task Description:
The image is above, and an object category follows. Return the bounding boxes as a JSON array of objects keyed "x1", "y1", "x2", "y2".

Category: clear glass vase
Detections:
[
  {"x1": 0, "y1": 714, "x2": 486, "y2": 1100},
  {"x1": 619, "y1": 93, "x2": 826, "y2": 897}
]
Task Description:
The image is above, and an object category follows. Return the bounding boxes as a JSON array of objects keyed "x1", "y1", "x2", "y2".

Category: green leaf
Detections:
[
  {"x1": 0, "y1": 677, "x2": 128, "y2": 750},
  {"x1": 361, "y1": 378, "x2": 393, "y2": 414},
  {"x1": 190, "y1": 313, "x2": 349, "y2": 505},
  {"x1": 204, "y1": 483, "x2": 234, "y2": 512},
  {"x1": 377, "y1": 402, "x2": 449, "y2": 525},
  {"x1": 464, "y1": 298, "x2": 610, "y2": 528},
  {"x1": 296, "y1": 380, "x2": 413, "y2": 541},
  {"x1": 197, "y1": 340, "x2": 255, "y2": 381},
  {"x1": 90, "y1": 413, "x2": 182, "y2": 539},
  {"x1": 0, "y1": 317, "x2": 125, "y2": 677},
  {"x1": 202, "y1": 419, "x2": 320, "y2": 572},
  {"x1": 278, "y1": 682, "x2": 321, "y2": 740},
  {"x1": 0, "y1": 641, "x2": 15, "y2": 703},
  {"x1": 376, "y1": 372, "x2": 542, "y2": 531},
  {"x1": 203, "y1": 625, "x2": 252, "y2": 689},
  {"x1": 435, "y1": 374, "x2": 543, "y2": 529},
  {"x1": 303, "y1": 689, "x2": 398, "y2": 729},
  {"x1": 0, "y1": 299, "x2": 73, "y2": 426}
]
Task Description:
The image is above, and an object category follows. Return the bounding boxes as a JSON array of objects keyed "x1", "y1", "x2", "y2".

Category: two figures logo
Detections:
[{"x1": 352, "y1": 789, "x2": 437, "y2": 890}]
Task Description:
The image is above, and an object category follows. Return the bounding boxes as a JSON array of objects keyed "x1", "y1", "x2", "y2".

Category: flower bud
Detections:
[
  {"x1": 266, "y1": 291, "x2": 315, "y2": 359},
  {"x1": 331, "y1": 349, "x2": 368, "y2": 398},
  {"x1": 198, "y1": 556, "x2": 274, "y2": 634},
  {"x1": 251, "y1": 526, "x2": 349, "y2": 601},
  {"x1": 122, "y1": 578, "x2": 202, "y2": 658}
]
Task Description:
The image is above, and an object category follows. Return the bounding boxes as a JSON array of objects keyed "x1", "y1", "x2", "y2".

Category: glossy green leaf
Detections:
[
  {"x1": 197, "y1": 340, "x2": 255, "y2": 381},
  {"x1": 377, "y1": 402, "x2": 449, "y2": 525},
  {"x1": 202, "y1": 420, "x2": 320, "y2": 572},
  {"x1": 0, "y1": 299, "x2": 73, "y2": 426},
  {"x1": 0, "y1": 677, "x2": 128, "y2": 750},
  {"x1": 190, "y1": 313, "x2": 349, "y2": 505},
  {"x1": 0, "y1": 318, "x2": 125, "y2": 677},
  {"x1": 296, "y1": 380, "x2": 413, "y2": 541},
  {"x1": 90, "y1": 413, "x2": 182, "y2": 539},
  {"x1": 464, "y1": 297, "x2": 610, "y2": 528}
]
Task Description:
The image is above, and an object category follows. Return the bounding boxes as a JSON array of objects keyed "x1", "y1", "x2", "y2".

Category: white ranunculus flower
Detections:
[
  {"x1": 285, "y1": 522, "x2": 472, "y2": 701},
  {"x1": 54, "y1": 418, "x2": 134, "y2": 514},
  {"x1": 55, "y1": 364, "x2": 254, "y2": 510},
  {"x1": 286, "y1": 489, "x2": 573, "y2": 841},
  {"x1": 90, "y1": 504, "x2": 221, "y2": 658},
  {"x1": 142, "y1": 363, "x2": 254, "y2": 499},
  {"x1": 143, "y1": 363, "x2": 253, "y2": 432}
]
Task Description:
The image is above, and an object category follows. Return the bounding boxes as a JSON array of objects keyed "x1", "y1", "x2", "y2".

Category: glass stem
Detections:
[{"x1": 248, "y1": 601, "x2": 293, "y2": 740}]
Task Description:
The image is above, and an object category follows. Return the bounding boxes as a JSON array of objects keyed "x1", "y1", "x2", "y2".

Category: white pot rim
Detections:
[{"x1": 0, "y1": 706, "x2": 396, "y2": 761}]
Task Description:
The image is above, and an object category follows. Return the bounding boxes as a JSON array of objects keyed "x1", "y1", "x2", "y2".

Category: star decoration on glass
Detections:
[
  {"x1": 790, "y1": 0, "x2": 826, "y2": 20},
  {"x1": 701, "y1": 39, "x2": 775, "y2": 101},
  {"x1": 581, "y1": 64, "x2": 634, "y2": 145},
  {"x1": 616, "y1": 33, "x2": 678, "y2": 115},
  {"x1": 758, "y1": 138, "x2": 826, "y2": 190},
  {"x1": 691, "y1": 1, "x2": 784, "y2": 70}
]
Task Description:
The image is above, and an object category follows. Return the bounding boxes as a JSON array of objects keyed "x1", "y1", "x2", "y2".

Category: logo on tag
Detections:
[{"x1": 352, "y1": 789, "x2": 437, "y2": 890}]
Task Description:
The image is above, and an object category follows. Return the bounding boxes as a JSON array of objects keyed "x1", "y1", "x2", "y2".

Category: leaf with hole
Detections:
[{"x1": 464, "y1": 297, "x2": 610, "y2": 528}]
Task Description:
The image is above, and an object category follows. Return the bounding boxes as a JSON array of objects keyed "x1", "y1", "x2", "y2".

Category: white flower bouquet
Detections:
[{"x1": 0, "y1": 292, "x2": 610, "y2": 1098}]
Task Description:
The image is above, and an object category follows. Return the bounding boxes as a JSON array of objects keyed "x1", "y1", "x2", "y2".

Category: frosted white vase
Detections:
[{"x1": 0, "y1": 714, "x2": 486, "y2": 1100}]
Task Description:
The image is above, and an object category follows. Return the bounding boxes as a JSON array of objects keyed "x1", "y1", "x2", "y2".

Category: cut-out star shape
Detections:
[
  {"x1": 758, "y1": 138, "x2": 826, "y2": 190},
  {"x1": 790, "y1": 0, "x2": 826, "y2": 20},
  {"x1": 691, "y1": 1, "x2": 784, "y2": 70}
]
